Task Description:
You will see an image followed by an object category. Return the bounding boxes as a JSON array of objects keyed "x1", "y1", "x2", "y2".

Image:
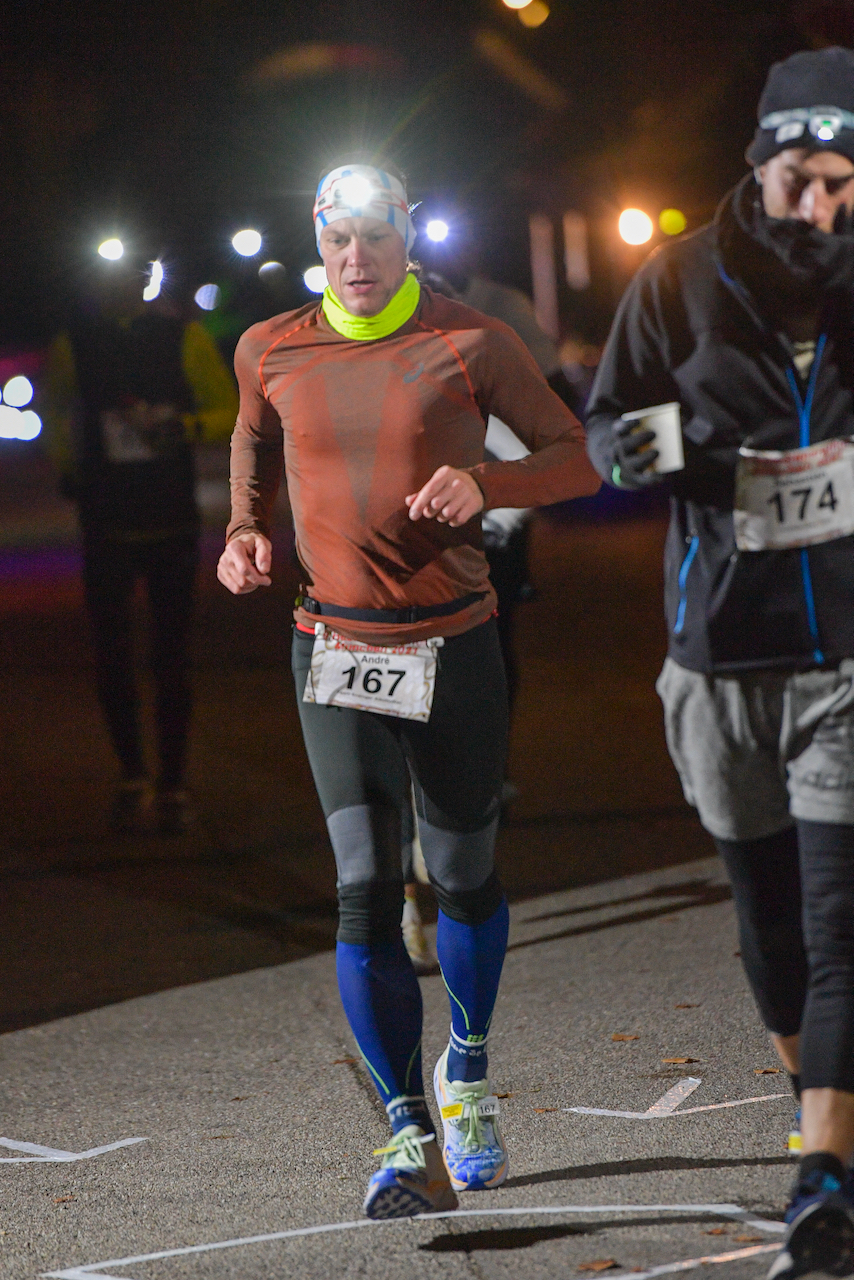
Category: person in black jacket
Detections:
[{"x1": 586, "y1": 47, "x2": 854, "y2": 1279}]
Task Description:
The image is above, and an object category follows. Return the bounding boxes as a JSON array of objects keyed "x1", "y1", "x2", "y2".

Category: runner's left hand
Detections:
[{"x1": 406, "y1": 466, "x2": 485, "y2": 526}]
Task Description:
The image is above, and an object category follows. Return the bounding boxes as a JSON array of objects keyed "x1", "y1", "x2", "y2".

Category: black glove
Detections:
[{"x1": 611, "y1": 419, "x2": 665, "y2": 490}]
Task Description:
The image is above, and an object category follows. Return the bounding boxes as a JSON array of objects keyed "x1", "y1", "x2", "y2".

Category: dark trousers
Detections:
[
  {"x1": 83, "y1": 533, "x2": 198, "y2": 789},
  {"x1": 717, "y1": 820, "x2": 854, "y2": 1092}
]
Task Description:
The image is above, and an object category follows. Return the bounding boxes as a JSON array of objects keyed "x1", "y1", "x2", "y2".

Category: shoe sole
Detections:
[
  {"x1": 364, "y1": 1181, "x2": 436, "y2": 1220},
  {"x1": 784, "y1": 1199, "x2": 854, "y2": 1278}
]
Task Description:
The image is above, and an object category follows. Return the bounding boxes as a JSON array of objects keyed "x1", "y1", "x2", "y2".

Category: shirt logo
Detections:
[{"x1": 403, "y1": 362, "x2": 424, "y2": 384}]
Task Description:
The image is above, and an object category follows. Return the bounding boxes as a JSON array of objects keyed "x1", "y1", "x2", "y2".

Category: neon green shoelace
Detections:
[{"x1": 373, "y1": 1130, "x2": 430, "y2": 1169}]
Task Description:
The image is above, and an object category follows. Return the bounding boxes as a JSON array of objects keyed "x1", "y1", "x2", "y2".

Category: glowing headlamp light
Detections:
[{"x1": 332, "y1": 174, "x2": 376, "y2": 209}]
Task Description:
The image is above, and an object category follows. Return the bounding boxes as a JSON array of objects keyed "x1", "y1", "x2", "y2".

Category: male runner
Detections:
[
  {"x1": 585, "y1": 47, "x2": 854, "y2": 1279},
  {"x1": 218, "y1": 158, "x2": 599, "y2": 1219}
]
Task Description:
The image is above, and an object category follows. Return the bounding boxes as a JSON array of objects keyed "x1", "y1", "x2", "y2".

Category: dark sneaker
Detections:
[
  {"x1": 110, "y1": 778, "x2": 154, "y2": 832},
  {"x1": 768, "y1": 1174, "x2": 854, "y2": 1279},
  {"x1": 157, "y1": 789, "x2": 194, "y2": 835}
]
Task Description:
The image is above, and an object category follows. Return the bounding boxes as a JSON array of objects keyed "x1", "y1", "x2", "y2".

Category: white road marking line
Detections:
[
  {"x1": 566, "y1": 1077, "x2": 789, "y2": 1119},
  {"x1": 41, "y1": 1204, "x2": 782, "y2": 1278},
  {"x1": 0, "y1": 1136, "x2": 147, "y2": 1164},
  {"x1": 607, "y1": 1242, "x2": 781, "y2": 1277}
]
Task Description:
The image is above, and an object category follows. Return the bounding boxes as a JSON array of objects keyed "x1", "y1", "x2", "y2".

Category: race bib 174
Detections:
[
  {"x1": 734, "y1": 438, "x2": 854, "y2": 551},
  {"x1": 302, "y1": 625, "x2": 444, "y2": 722}
]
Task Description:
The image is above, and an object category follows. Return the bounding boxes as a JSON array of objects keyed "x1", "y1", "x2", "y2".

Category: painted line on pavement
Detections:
[
  {"x1": 566, "y1": 1077, "x2": 789, "y2": 1120},
  {"x1": 42, "y1": 1203, "x2": 783, "y2": 1278},
  {"x1": 0, "y1": 1136, "x2": 147, "y2": 1164}
]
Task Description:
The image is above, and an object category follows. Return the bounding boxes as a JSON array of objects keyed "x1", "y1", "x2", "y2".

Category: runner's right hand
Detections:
[
  {"x1": 612, "y1": 420, "x2": 664, "y2": 489},
  {"x1": 217, "y1": 533, "x2": 273, "y2": 594}
]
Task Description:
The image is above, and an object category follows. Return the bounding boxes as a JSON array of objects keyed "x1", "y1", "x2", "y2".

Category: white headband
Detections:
[{"x1": 313, "y1": 164, "x2": 417, "y2": 253}]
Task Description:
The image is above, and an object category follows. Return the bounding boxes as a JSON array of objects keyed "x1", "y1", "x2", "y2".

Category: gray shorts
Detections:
[{"x1": 656, "y1": 657, "x2": 854, "y2": 840}]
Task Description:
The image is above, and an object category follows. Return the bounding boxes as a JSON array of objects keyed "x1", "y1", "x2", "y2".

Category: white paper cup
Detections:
[{"x1": 620, "y1": 401, "x2": 684, "y2": 474}]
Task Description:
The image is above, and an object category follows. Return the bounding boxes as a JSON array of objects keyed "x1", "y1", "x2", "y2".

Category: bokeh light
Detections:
[
  {"x1": 142, "y1": 260, "x2": 164, "y2": 302},
  {"x1": 659, "y1": 208, "x2": 687, "y2": 236},
  {"x1": 97, "y1": 238, "x2": 124, "y2": 261},
  {"x1": 426, "y1": 219, "x2": 449, "y2": 242},
  {"x1": 258, "y1": 261, "x2": 286, "y2": 278},
  {"x1": 194, "y1": 284, "x2": 221, "y2": 311},
  {"x1": 303, "y1": 265, "x2": 328, "y2": 293},
  {"x1": 18, "y1": 411, "x2": 42, "y2": 440},
  {"x1": 2, "y1": 376, "x2": 33, "y2": 408},
  {"x1": 232, "y1": 229, "x2": 262, "y2": 257},
  {"x1": 502, "y1": 0, "x2": 532, "y2": 9},
  {"x1": 618, "y1": 208, "x2": 654, "y2": 245},
  {"x1": 518, "y1": 0, "x2": 549, "y2": 25}
]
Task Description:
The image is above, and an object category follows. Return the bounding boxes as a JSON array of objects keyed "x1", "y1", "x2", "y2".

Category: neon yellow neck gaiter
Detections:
[{"x1": 321, "y1": 272, "x2": 421, "y2": 341}]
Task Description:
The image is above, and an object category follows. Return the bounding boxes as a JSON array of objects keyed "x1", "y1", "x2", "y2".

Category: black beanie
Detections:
[{"x1": 747, "y1": 46, "x2": 854, "y2": 167}]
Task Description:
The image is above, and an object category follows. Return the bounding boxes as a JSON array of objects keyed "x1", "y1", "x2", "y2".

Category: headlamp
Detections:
[
  {"x1": 760, "y1": 104, "x2": 854, "y2": 146},
  {"x1": 332, "y1": 174, "x2": 376, "y2": 210}
]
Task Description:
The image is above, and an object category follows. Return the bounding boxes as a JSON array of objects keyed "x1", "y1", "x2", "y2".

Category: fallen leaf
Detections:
[
  {"x1": 734, "y1": 1235, "x2": 764, "y2": 1243},
  {"x1": 754, "y1": 1068, "x2": 780, "y2": 1075},
  {"x1": 533, "y1": 1107, "x2": 559, "y2": 1113},
  {"x1": 495, "y1": 1092, "x2": 515, "y2": 1099},
  {"x1": 703, "y1": 1228, "x2": 727, "y2": 1235},
  {"x1": 662, "y1": 1057, "x2": 701, "y2": 1064},
  {"x1": 674, "y1": 1003, "x2": 700, "y2": 1009},
  {"x1": 53, "y1": 1196, "x2": 75, "y2": 1204},
  {"x1": 578, "y1": 1260, "x2": 619, "y2": 1273},
  {"x1": 231, "y1": 1096, "x2": 250, "y2": 1101},
  {"x1": 733, "y1": 950, "x2": 741, "y2": 957},
  {"x1": 333, "y1": 1058, "x2": 358, "y2": 1065},
  {"x1": 612, "y1": 1033, "x2": 640, "y2": 1042}
]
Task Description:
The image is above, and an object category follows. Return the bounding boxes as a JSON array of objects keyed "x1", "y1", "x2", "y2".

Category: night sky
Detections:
[{"x1": 1, "y1": 0, "x2": 851, "y2": 345}]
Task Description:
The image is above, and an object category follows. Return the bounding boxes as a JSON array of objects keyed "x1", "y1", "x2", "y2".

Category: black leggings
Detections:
[
  {"x1": 716, "y1": 820, "x2": 854, "y2": 1092},
  {"x1": 83, "y1": 534, "x2": 198, "y2": 789},
  {"x1": 291, "y1": 619, "x2": 508, "y2": 945}
]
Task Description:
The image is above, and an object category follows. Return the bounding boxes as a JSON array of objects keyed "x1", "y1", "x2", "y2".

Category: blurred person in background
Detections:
[
  {"x1": 43, "y1": 252, "x2": 237, "y2": 834},
  {"x1": 585, "y1": 47, "x2": 854, "y2": 1280}
]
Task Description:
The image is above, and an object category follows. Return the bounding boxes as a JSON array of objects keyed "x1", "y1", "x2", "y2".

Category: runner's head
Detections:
[
  {"x1": 314, "y1": 159, "x2": 416, "y2": 317},
  {"x1": 747, "y1": 47, "x2": 854, "y2": 231}
]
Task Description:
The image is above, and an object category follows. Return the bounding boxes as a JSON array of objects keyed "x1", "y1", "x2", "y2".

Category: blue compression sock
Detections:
[
  {"x1": 437, "y1": 898, "x2": 510, "y2": 1083},
  {"x1": 335, "y1": 937, "x2": 433, "y2": 1134}
]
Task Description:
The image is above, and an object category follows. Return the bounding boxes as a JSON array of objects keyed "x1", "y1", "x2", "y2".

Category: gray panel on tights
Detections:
[
  {"x1": 418, "y1": 816, "x2": 498, "y2": 892},
  {"x1": 326, "y1": 804, "x2": 401, "y2": 886}
]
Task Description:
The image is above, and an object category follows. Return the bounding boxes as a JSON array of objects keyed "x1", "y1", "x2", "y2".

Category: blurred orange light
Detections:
[
  {"x1": 503, "y1": 0, "x2": 532, "y2": 9},
  {"x1": 619, "y1": 208, "x2": 654, "y2": 245},
  {"x1": 518, "y1": 0, "x2": 549, "y2": 25}
]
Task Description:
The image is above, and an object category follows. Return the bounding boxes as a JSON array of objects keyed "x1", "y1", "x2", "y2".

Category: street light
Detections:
[
  {"x1": 98, "y1": 238, "x2": 124, "y2": 261},
  {"x1": 303, "y1": 265, "x2": 328, "y2": 293},
  {"x1": 618, "y1": 209, "x2": 654, "y2": 245},
  {"x1": 426, "y1": 219, "x2": 449, "y2": 242}
]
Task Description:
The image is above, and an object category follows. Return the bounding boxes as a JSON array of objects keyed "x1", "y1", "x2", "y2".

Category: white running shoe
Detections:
[
  {"x1": 433, "y1": 1046, "x2": 508, "y2": 1191},
  {"x1": 363, "y1": 1125, "x2": 458, "y2": 1220}
]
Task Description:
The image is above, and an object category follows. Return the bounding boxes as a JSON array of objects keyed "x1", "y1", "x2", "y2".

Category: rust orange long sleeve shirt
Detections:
[{"x1": 227, "y1": 285, "x2": 599, "y2": 644}]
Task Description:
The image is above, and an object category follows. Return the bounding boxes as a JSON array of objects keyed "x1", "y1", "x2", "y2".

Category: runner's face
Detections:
[
  {"x1": 319, "y1": 217, "x2": 408, "y2": 316},
  {"x1": 759, "y1": 148, "x2": 854, "y2": 232}
]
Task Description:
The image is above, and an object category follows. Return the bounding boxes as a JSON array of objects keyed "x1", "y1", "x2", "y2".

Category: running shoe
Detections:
[
  {"x1": 432, "y1": 1046, "x2": 508, "y2": 1191},
  {"x1": 402, "y1": 893, "x2": 438, "y2": 975},
  {"x1": 788, "y1": 1107, "x2": 802, "y2": 1157},
  {"x1": 768, "y1": 1173, "x2": 854, "y2": 1278},
  {"x1": 363, "y1": 1125, "x2": 458, "y2": 1220}
]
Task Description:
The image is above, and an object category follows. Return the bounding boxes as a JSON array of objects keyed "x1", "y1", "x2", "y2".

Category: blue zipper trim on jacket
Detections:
[
  {"x1": 674, "y1": 536, "x2": 699, "y2": 634},
  {"x1": 785, "y1": 332, "x2": 828, "y2": 664}
]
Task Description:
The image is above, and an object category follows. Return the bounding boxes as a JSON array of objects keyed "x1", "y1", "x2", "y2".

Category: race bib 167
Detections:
[{"x1": 302, "y1": 625, "x2": 443, "y2": 722}]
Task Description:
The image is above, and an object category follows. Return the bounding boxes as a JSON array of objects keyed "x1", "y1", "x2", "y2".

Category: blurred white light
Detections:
[
  {"x1": 259, "y1": 260, "x2": 285, "y2": 277},
  {"x1": 142, "y1": 260, "x2": 164, "y2": 302},
  {"x1": 303, "y1": 265, "x2": 328, "y2": 293},
  {"x1": 17, "y1": 410, "x2": 41, "y2": 440},
  {"x1": 3, "y1": 376, "x2": 33, "y2": 408},
  {"x1": 194, "y1": 284, "x2": 221, "y2": 311},
  {"x1": 0, "y1": 406, "x2": 22, "y2": 438},
  {"x1": 618, "y1": 208, "x2": 654, "y2": 245},
  {"x1": 98, "y1": 238, "x2": 124, "y2": 261},
  {"x1": 502, "y1": 0, "x2": 533, "y2": 9},
  {"x1": 426, "y1": 219, "x2": 449, "y2": 242},
  {"x1": 232, "y1": 229, "x2": 262, "y2": 257},
  {"x1": 333, "y1": 175, "x2": 375, "y2": 208}
]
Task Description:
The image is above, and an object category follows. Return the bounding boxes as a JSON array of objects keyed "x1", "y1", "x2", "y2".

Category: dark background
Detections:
[{"x1": 2, "y1": 0, "x2": 853, "y2": 347}]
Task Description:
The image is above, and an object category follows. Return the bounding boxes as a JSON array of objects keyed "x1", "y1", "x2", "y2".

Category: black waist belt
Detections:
[{"x1": 297, "y1": 591, "x2": 486, "y2": 626}]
